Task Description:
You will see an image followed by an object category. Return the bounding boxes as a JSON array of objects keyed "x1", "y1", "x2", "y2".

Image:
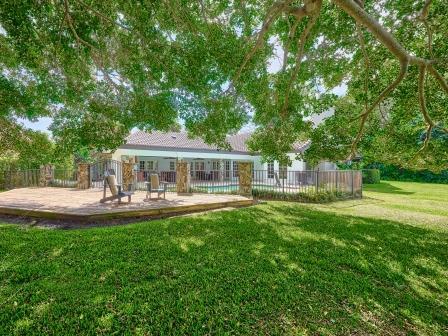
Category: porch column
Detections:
[
  {"x1": 219, "y1": 159, "x2": 224, "y2": 182},
  {"x1": 122, "y1": 158, "x2": 135, "y2": 191},
  {"x1": 238, "y1": 162, "x2": 252, "y2": 195},
  {"x1": 176, "y1": 160, "x2": 191, "y2": 194},
  {"x1": 77, "y1": 163, "x2": 90, "y2": 189},
  {"x1": 39, "y1": 164, "x2": 54, "y2": 187}
]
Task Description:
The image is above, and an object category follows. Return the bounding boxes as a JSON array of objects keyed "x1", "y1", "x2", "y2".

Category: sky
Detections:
[{"x1": 18, "y1": 117, "x2": 53, "y2": 134}]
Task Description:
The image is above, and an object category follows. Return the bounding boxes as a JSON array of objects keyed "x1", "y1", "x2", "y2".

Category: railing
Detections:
[
  {"x1": 135, "y1": 170, "x2": 176, "y2": 193},
  {"x1": 0, "y1": 169, "x2": 78, "y2": 190},
  {"x1": 0, "y1": 170, "x2": 40, "y2": 190},
  {"x1": 190, "y1": 170, "x2": 239, "y2": 194},
  {"x1": 252, "y1": 170, "x2": 362, "y2": 198},
  {"x1": 90, "y1": 159, "x2": 122, "y2": 188},
  {"x1": 50, "y1": 169, "x2": 77, "y2": 188},
  {"x1": 134, "y1": 170, "x2": 239, "y2": 194},
  {"x1": 0, "y1": 166, "x2": 362, "y2": 201}
]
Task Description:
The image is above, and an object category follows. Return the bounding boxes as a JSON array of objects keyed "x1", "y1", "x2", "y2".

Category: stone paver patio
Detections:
[{"x1": 0, "y1": 187, "x2": 253, "y2": 221}]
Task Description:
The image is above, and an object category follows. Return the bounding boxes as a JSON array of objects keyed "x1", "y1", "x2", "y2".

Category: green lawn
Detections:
[{"x1": 1, "y1": 181, "x2": 447, "y2": 335}]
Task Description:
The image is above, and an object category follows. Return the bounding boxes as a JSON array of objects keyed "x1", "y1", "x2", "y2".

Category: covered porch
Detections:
[
  {"x1": 133, "y1": 156, "x2": 241, "y2": 183},
  {"x1": 112, "y1": 146, "x2": 263, "y2": 188}
]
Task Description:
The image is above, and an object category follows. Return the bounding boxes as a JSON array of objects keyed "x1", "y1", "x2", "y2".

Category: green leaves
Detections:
[{"x1": 0, "y1": 0, "x2": 446, "y2": 170}]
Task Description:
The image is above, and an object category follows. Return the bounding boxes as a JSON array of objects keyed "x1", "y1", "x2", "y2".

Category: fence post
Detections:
[
  {"x1": 77, "y1": 163, "x2": 90, "y2": 189},
  {"x1": 122, "y1": 159, "x2": 135, "y2": 191},
  {"x1": 238, "y1": 162, "x2": 252, "y2": 196},
  {"x1": 176, "y1": 160, "x2": 191, "y2": 194},
  {"x1": 315, "y1": 169, "x2": 319, "y2": 193}
]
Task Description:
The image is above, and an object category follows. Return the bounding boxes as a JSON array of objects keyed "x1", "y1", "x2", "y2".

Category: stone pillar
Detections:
[
  {"x1": 39, "y1": 164, "x2": 54, "y2": 187},
  {"x1": 238, "y1": 162, "x2": 252, "y2": 195},
  {"x1": 219, "y1": 159, "x2": 224, "y2": 182},
  {"x1": 77, "y1": 163, "x2": 90, "y2": 189},
  {"x1": 176, "y1": 160, "x2": 191, "y2": 194},
  {"x1": 122, "y1": 159, "x2": 135, "y2": 191}
]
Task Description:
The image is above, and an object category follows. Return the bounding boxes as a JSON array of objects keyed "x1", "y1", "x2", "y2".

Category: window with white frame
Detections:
[
  {"x1": 139, "y1": 161, "x2": 145, "y2": 171},
  {"x1": 194, "y1": 161, "x2": 205, "y2": 171},
  {"x1": 233, "y1": 161, "x2": 238, "y2": 177},
  {"x1": 147, "y1": 161, "x2": 154, "y2": 171},
  {"x1": 279, "y1": 165, "x2": 288, "y2": 179},
  {"x1": 169, "y1": 161, "x2": 175, "y2": 171},
  {"x1": 267, "y1": 162, "x2": 274, "y2": 178},
  {"x1": 212, "y1": 160, "x2": 220, "y2": 171}
]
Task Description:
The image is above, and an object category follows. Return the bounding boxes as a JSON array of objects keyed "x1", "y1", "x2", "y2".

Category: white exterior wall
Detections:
[
  {"x1": 110, "y1": 148, "x2": 333, "y2": 176},
  {"x1": 257, "y1": 153, "x2": 306, "y2": 170},
  {"x1": 317, "y1": 161, "x2": 338, "y2": 171},
  {"x1": 111, "y1": 148, "x2": 262, "y2": 163},
  {"x1": 111, "y1": 148, "x2": 265, "y2": 181}
]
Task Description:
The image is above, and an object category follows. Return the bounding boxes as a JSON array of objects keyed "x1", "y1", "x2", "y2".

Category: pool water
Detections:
[
  {"x1": 195, "y1": 184, "x2": 278, "y2": 193},
  {"x1": 195, "y1": 185, "x2": 240, "y2": 193}
]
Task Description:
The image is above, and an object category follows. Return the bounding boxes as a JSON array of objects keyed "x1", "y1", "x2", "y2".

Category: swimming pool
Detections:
[
  {"x1": 194, "y1": 184, "x2": 282, "y2": 193},
  {"x1": 194, "y1": 185, "x2": 240, "y2": 193}
]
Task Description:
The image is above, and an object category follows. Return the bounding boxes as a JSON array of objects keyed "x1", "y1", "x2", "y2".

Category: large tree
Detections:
[{"x1": 0, "y1": 0, "x2": 447, "y2": 169}]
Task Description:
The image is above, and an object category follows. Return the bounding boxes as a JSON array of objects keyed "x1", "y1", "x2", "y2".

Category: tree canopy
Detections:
[{"x1": 0, "y1": 0, "x2": 447, "y2": 170}]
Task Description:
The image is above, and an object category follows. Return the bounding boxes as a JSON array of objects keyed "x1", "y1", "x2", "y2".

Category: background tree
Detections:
[
  {"x1": 0, "y1": 117, "x2": 72, "y2": 169},
  {"x1": 0, "y1": 0, "x2": 446, "y2": 170}
]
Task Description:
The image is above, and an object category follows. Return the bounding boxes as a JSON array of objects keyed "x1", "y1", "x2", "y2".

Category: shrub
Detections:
[
  {"x1": 251, "y1": 188, "x2": 355, "y2": 203},
  {"x1": 362, "y1": 169, "x2": 380, "y2": 184},
  {"x1": 365, "y1": 163, "x2": 448, "y2": 184}
]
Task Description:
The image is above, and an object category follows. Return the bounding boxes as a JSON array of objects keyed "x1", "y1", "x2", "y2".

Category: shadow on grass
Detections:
[
  {"x1": 363, "y1": 182, "x2": 415, "y2": 195},
  {"x1": 0, "y1": 203, "x2": 447, "y2": 335}
]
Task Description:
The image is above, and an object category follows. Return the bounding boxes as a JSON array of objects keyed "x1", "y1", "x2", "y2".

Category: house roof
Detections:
[{"x1": 122, "y1": 131, "x2": 310, "y2": 154}]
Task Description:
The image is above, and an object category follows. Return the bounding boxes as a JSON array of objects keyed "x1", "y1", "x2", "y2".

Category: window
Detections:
[
  {"x1": 225, "y1": 161, "x2": 231, "y2": 171},
  {"x1": 139, "y1": 161, "x2": 145, "y2": 171},
  {"x1": 223, "y1": 160, "x2": 231, "y2": 179},
  {"x1": 194, "y1": 161, "x2": 205, "y2": 171},
  {"x1": 169, "y1": 161, "x2": 175, "y2": 171},
  {"x1": 279, "y1": 165, "x2": 288, "y2": 179},
  {"x1": 267, "y1": 162, "x2": 274, "y2": 179},
  {"x1": 147, "y1": 161, "x2": 154, "y2": 171},
  {"x1": 212, "y1": 161, "x2": 220, "y2": 171},
  {"x1": 233, "y1": 161, "x2": 239, "y2": 177}
]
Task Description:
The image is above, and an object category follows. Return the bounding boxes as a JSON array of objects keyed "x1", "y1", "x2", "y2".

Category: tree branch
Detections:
[
  {"x1": 332, "y1": 0, "x2": 422, "y2": 65},
  {"x1": 63, "y1": 0, "x2": 120, "y2": 90},
  {"x1": 233, "y1": 1, "x2": 288, "y2": 84},
  {"x1": 418, "y1": 0, "x2": 433, "y2": 21},
  {"x1": 280, "y1": 0, "x2": 322, "y2": 117},
  {"x1": 282, "y1": 17, "x2": 300, "y2": 72},
  {"x1": 356, "y1": 23, "x2": 369, "y2": 113},
  {"x1": 349, "y1": 61, "x2": 409, "y2": 158},
  {"x1": 416, "y1": 64, "x2": 434, "y2": 153},
  {"x1": 428, "y1": 65, "x2": 448, "y2": 95},
  {"x1": 75, "y1": 0, "x2": 131, "y2": 32}
]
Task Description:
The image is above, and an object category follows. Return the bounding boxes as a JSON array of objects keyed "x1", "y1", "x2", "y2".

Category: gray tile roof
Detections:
[{"x1": 123, "y1": 131, "x2": 309, "y2": 154}]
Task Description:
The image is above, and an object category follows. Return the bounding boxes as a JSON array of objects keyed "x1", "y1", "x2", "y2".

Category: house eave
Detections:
[{"x1": 119, "y1": 144, "x2": 259, "y2": 156}]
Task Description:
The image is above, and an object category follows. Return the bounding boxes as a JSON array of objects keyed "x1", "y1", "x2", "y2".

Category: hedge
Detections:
[
  {"x1": 365, "y1": 163, "x2": 448, "y2": 184},
  {"x1": 362, "y1": 169, "x2": 381, "y2": 184},
  {"x1": 251, "y1": 188, "x2": 357, "y2": 203}
]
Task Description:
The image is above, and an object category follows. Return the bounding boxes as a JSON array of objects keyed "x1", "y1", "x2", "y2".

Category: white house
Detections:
[{"x1": 108, "y1": 131, "x2": 336, "y2": 185}]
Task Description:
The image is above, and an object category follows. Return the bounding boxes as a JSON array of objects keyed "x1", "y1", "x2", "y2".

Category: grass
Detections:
[
  {"x1": 306, "y1": 181, "x2": 448, "y2": 230},
  {"x1": 1, "y1": 181, "x2": 447, "y2": 335}
]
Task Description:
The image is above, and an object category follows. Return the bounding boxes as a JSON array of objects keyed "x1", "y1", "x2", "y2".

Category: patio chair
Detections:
[
  {"x1": 145, "y1": 173, "x2": 167, "y2": 200},
  {"x1": 100, "y1": 171, "x2": 134, "y2": 204}
]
